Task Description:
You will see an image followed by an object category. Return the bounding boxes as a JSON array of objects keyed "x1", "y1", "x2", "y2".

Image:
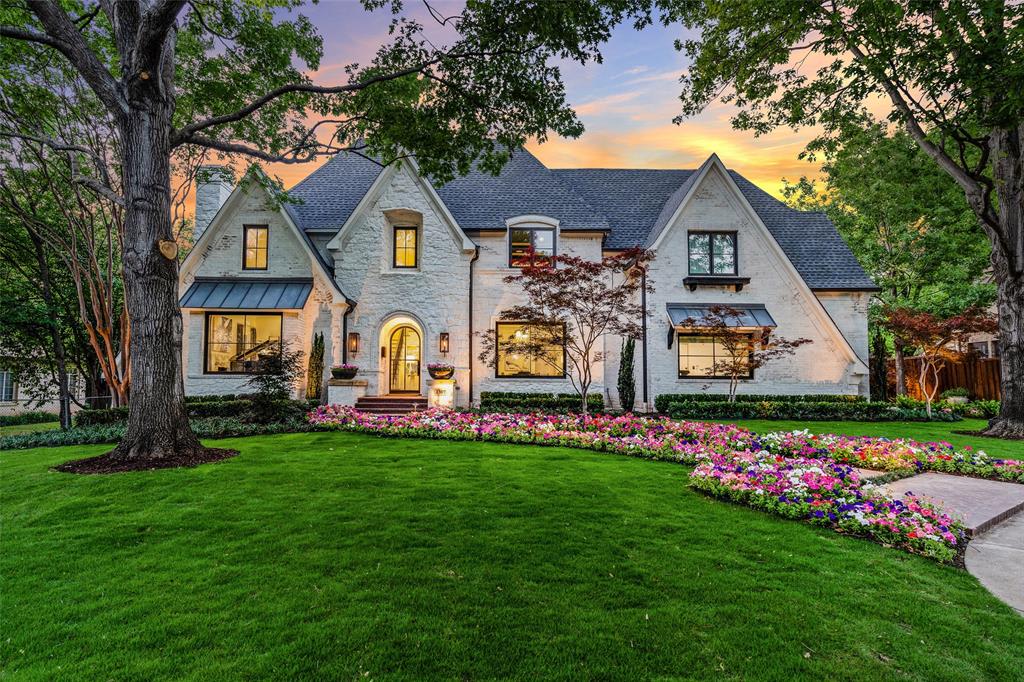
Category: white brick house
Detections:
[{"x1": 178, "y1": 149, "x2": 876, "y2": 410}]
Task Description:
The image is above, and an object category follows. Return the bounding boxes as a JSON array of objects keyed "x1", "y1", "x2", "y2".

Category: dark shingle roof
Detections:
[
  {"x1": 435, "y1": 148, "x2": 610, "y2": 231},
  {"x1": 555, "y1": 168, "x2": 876, "y2": 290},
  {"x1": 288, "y1": 151, "x2": 384, "y2": 231},
  {"x1": 285, "y1": 150, "x2": 875, "y2": 291}
]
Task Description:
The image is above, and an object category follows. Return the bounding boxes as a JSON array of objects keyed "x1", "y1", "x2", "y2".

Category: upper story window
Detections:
[
  {"x1": 509, "y1": 227, "x2": 555, "y2": 267},
  {"x1": 243, "y1": 225, "x2": 269, "y2": 270},
  {"x1": 688, "y1": 231, "x2": 737, "y2": 275},
  {"x1": 393, "y1": 226, "x2": 418, "y2": 268}
]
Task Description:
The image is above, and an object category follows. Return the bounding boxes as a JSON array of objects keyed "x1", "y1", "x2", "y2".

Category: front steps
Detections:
[{"x1": 354, "y1": 395, "x2": 428, "y2": 415}]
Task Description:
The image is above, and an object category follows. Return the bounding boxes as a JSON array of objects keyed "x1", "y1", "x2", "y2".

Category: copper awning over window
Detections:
[
  {"x1": 666, "y1": 303, "x2": 776, "y2": 328},
  {"x1": 180, "y1": 278, "x2": 313, "y2": 309}
]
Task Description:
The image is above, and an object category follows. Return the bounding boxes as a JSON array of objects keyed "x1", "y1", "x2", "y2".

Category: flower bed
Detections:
[
  {"x1": 690, "y1": 450, "x2": 965, "y2": 563},
  {"x1": 308, "y1": 406, "x2": 745, "y2": 463},
  {"x1": 754, "y1": 430, "x2": 1024, "y2": 484}
]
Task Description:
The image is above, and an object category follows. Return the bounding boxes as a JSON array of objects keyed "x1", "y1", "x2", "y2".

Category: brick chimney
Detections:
[{"x1": 194, "y1": 165, "x2": 234, "y2": 241}]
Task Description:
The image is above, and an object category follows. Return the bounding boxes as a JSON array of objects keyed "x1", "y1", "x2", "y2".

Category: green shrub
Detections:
[
  {"x1": 0, "y1": 417, "x2": 318, "y2": 450},
  {"x1": 479, "y1": 391, "x2": 604, "y2": 413},
  {"x1": 653, "y1": 393, "x2": 863, "y2": 414},
  {"x1": 958, "y1": 399, "x2": 1001, "y2": 419},
  {"x1": 667, "y1": 400, "x2": 960, "y2": 422},
  {"x1": 0, "y1": 411, "x2": 59, "y2": 427},
  {"x1": 74, "y1": 398, "x2": 318, "y2": 427},
  {"x1": 940, "y1": 387, "x2": 969, "y2": 399}
]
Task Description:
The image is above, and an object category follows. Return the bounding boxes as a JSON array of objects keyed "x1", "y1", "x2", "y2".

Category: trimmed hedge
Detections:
[
  {"x1": 667, "y1": 400, "x2": 960, "y2": 422},
  {"x1": 479, "y1": 391, "x2": 604, "y2": 413},
  {"x1": 74, "y1": 398, "x2": 318, "y2": 427},
  {"x1": 0, "y1": 417, "x2": 317, "y2": 450},
  {"x1": 0, "y1": 411, "x2": 59, "y2": 427},
  {"x1": 654, "y1": 393, "x2": 863, "y2": 414}
]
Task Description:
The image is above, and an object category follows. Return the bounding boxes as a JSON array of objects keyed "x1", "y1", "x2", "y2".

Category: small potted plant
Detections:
[
  {"x1": 427, "y1": 362, "x2": 455, "y2": 380},
  {"x1": 940, "y1": 387, "x2": 970, "y2": 404},
  {"x1": 331, "y1": 364, "x2": 358, "y2": 380}
]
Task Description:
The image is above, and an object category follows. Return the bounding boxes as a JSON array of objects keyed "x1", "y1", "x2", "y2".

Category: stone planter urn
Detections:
[
  {"x1": 427, "y1": 364, "x2": 455, "y2": 380},
  {"x1": 331, "y1": 365, "x2": 358, "y2": 380}
]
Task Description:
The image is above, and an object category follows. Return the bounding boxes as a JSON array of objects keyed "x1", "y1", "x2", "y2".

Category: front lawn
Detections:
[
  {"x1": 706, "y1": 418, "x2": 1023, "y2": 457},
  {"x1": 0, "y1": 421, "x2": 59, "y2": 437},
  {"x1": 2, "y1": 432, "x2": 1022, "y2": 680}
]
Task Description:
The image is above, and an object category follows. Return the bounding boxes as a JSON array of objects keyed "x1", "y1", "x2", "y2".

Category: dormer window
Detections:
[
  {"x1": 688, "y1": 232, "x2": 736, "y2": 276},
  {"x1": 509, "y1": 227, "x2": 555, "y2": 267},
  {"x1": 243, "y1": 225, "x2": 268, "y2": 270}
]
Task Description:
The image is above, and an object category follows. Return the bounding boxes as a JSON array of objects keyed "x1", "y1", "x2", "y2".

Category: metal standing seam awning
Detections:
[
  {"x1": 179, "y1": 279, "x2": 314, "y2": 309},
  {"x1": 666, "y1": 303, "x2": 777, "y2": 328}
]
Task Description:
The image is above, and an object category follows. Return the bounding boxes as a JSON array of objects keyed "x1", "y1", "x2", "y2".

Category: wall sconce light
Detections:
[
  {"x1": 347, "y1": 332, "x2": 360, "y2": 355},
  {"x1": 439, "y1": 332, "x2": 450, "y2": 355}
]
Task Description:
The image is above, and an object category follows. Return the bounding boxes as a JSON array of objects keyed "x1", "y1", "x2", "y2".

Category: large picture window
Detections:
[
  {"x1": 243, "y1": 225, "x2": 269, "y2": 270},
  {"x1": 496, "y1": 322, "x2": 565, "y2": 378},
  {"x1": 677, "y1": 334, "x2": 752, "y2": 379},
  {"x1": 688, "y1": 232, "x2": 737, "y2": 275},
  {"x1": 509, "y1": 227, "x2": 555, "y2": 267},
  {"x1": 205, "y1": 312, "x2": 282, "y2": 374},
  {"x1": 393, "y1": 226, "x2": 418, "y2": 268}
]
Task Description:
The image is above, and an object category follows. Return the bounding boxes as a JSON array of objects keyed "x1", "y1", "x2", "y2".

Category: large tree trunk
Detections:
[
  {"x1": 893, "y1": 342, "x2": 907, "y2": 396},
  {"x1": 105, "y1": 100, "x2": 203, "y2": 461},
  {"x1": 983, "y1": 263, "x2": 1024, "y2": 438},
  {"x1": 980, "y1": 127, "x2": 1024, "y2": 439}
]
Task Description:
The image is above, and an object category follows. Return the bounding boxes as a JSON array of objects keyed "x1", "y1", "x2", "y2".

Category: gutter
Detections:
[{"x1": 467, "y1": 245, "x2": 480, "y2": 406}]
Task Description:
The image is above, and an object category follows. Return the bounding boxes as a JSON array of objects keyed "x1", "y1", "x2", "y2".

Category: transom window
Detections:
[
  {"x1": 509, "y1": 227, "x2": 555, "y2": 267},
  {"x1": 205, "y1": 312, "x2": 282, "y2": 374},
  {"x1": 243, "y1": 225, "x2": 269, "y2": 270},
  {"x1": 393, "y1": 226, "x2": 418, "y2": 268},
  {"x1": 677, "y1": 334, "x2": 752, "y2": 379},
  {"x1": 0, "y1": 370, "x2": 15, "y2": 402},
  {"x1": 688, "y1": 232, "x2": 737, "y2": 275},
  {"x1": 495, "y1": 322, "x2": 565, "y2": 378}
]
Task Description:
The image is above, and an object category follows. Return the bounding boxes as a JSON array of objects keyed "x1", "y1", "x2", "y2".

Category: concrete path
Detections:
[
  {"x1": 881, "y1": 472, "x2": 1024, "y2": 536},
  {"x1": 965, "y1": 512, "x2": 1024, "y2": 616},
  {"x1": 853, "y1": 467, "x2": 886, "y2": 480}
]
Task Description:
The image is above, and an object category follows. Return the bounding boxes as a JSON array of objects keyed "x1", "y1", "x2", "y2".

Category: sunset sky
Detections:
[{"x1": 262, "y1": 1, "x2": 829, "y2": 197}]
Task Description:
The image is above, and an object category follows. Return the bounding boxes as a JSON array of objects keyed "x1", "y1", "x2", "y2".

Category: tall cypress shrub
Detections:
[
  {"x1": 618, "y1": 338, "x2": 636, "y2": 413},
  {"x1": 306, "y1": 332, "x2": 325, "y2": 401}
]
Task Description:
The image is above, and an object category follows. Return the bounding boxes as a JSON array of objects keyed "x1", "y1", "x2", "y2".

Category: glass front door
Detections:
[{"x1": 389, "y1": 325, "x2": 421, "y2": 393}]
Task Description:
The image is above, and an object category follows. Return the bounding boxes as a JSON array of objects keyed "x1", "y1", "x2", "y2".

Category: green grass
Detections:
[
  {"x1": 3, "y1": 433, "x2": 1022, "y2": 680},
  {"x1": 703, "y1": 418, "x2": 1024, "y2": 457},
  {"x1": 0, "y1": 421, "x2": 59, "y2": 436}
]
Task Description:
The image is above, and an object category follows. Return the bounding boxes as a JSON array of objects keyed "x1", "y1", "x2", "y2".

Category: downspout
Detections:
[
  {"x1": 467, "y1": 245, "x2": 480, "y2": 406},
  {"x1": 341, "y1": 298, "x2": 357, "y2": 364},
  {"x1": 641, "y1": 267, "x2": 649, "y2": 409}
]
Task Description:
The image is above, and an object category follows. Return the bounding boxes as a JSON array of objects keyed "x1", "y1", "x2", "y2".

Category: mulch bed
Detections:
[
  {"x1": 952, "y1": 430, "x2": 1024, "y2": 441},
  {"x1": 54, "y1": 447, "x2": 239, "y2": 474}
]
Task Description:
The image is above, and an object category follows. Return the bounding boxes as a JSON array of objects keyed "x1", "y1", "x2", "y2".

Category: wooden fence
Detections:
[{"x1": 892, "y1": 356, "x2": 1002, "y2": 401}]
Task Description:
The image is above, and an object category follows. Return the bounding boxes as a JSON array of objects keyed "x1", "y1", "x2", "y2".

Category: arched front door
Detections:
[{"x1": 389, "y1": 325, "x2": 421, "y2": 393}]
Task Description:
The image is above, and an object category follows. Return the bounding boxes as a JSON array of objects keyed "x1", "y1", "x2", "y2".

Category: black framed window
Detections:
[
  {"x1": 688, "y1": 232, "x2": 737, "y2": 275},
  {"x1": 243, "y1": 225, "x2": 269, "y2": 270},
  {"x1": 393, "y1": 226, "x2": 418, "y2": 268},
  {"x1": 495, "y1": 322, "x2": 565, "y2": 378},
  {"x1": 509, "y1": 227, "x2": 555, "y2": 267},
  {"x1": 677, "y1": 333, "x2": 752, "y2": 379},
  {"x1": 205, "y1": 312, "x2": 282, "y2": 374}
]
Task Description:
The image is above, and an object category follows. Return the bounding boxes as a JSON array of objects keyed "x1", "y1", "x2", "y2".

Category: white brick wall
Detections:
[
  {"x1": 333, "y1": 165, "x2": 475, "y2": 404},
  {"x1": 181, "y1": 184, "x2": 342, "y2": 398},
  {"x1": 607, "y1": 164, "x2": 868, "y2": 408}
]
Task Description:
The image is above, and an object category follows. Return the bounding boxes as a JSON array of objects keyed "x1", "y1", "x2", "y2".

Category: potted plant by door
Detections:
[
  {"x1": 427, "y1": 363, "x2": 455, "y2": 380},
  {"x1": 331, "y1": 364, "x2": 359, "y2": 380}
]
